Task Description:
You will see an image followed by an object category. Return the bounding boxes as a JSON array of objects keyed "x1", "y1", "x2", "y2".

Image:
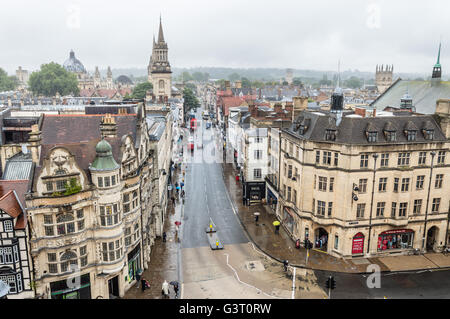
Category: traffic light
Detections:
[
  {"x1": 330, "y1": 277, "x2": 336, "y2": 290},
  {"x1": 325, "y1": 277, "x2": 331, "y2": 289}
]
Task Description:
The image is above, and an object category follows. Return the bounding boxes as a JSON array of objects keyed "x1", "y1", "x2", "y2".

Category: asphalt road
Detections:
[{"x1": 181, "y1": 108, "x2": 248, "y2": 249}]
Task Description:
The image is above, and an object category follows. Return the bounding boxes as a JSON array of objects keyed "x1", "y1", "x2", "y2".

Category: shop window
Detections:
[{"x1": 378, "y1": 230, "x2": 414, "y2": 251}]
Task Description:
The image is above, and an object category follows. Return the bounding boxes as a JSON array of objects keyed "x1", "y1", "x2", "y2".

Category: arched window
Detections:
[{"x1": 60, "y1": 250, "x2": 78, "y2": 272}]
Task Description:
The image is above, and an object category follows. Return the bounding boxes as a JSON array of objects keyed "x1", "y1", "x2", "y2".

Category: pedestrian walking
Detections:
[
  {"x1": 181, "y1": 189, "x2": 185, "y2": 198},
  {"x1": 283, "y1": 260, "x2": 289, "y2": 272},
  {"x1": 163, "y1": 232, "x2": 167, "y2": 242},
  {"x1": 162, "y1": 280, "x2": 170, "y2": 298},
  {"x1": 171, "y1": 196, "x2": 176, "y2": 206},
  {"x1": 180, "y1": 181, "x2": 184, "y2": 190},
  {"x1": 141, "y1": 277, "x2": 147, "y2": 292},
  {"x1": 275, "y1": 225, "x2": 280, "y2": 234}
]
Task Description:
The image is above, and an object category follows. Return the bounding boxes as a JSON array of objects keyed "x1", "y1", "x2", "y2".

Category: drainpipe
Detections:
[
  {"x1": 422, "y1": 151, "x2": 435, "y2": 251},
  {"x1": 445, "y1": 200, "x2": 450, "y2": 249},
  {"x1": 366, "y1": 153, "x2": 378, "y2": 255}
]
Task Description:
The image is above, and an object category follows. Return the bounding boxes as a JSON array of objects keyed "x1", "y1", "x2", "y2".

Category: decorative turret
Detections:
[{"x1": 90, "y1": 139, "x2": 119, "y2": 172}]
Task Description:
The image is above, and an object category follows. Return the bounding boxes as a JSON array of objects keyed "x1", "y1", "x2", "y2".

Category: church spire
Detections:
[
  {"x1": 432, "y1": 42, "x2": 442, "y2": 80},
  {"x1": 158, "y1": 15, "x2": 165, "y2": 43},
  {"x1": 435, "y1": 42, "x2": 441, "y2": 67}
]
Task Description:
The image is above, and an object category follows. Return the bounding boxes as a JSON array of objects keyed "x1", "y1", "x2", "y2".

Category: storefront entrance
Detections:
[
  {"x1": 108, "y1": 275, "x2": 119, "y2": 298},
  {"x1": 351, "y1": 233, "x2": 365, "y2": 255},
  {"x1": 315, "y1": 228, "x2": 328, "y2": 251},
  {"x1": 127, "y1": 244, "x2": 141, "y2": 284},
  {"x1": 283, "y1": 207, "x2": 295, "y2": 235},
  {"x1": 50, "y1": 274, "x2": 91, "y2": 299},
  {"x1": 377, "y1": 229, "x2": 414, "y2": 251},
  {"x1": 426, "y1": 226, "x2": 439, "y2": 252},
  {"x1": 266, "y1": 187, "x2": 278, "y2": 212}
]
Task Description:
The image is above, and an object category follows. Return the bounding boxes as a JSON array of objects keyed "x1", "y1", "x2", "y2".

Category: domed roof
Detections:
[
  {"x1": 117, "y1": 75, "x2": 133, "y2": 85},
  {"x1": 63, "y1": 50, "x2": 87, "y2": 73},
  {"x1": 90, "y1": 139, "x2": 119, "y2": 171},
  {"x1": 95, "y1": 139, "x2": 112, "y2": 154}
]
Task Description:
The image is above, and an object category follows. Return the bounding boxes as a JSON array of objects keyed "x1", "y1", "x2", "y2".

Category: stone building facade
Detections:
[
  {"x1": 278, "y1": 106, "x2": 450, "y2": 258},
  {"x1": 24, "y1": 105, "x2": 160, "y2": 299},
  {"x1": 375, "y1": 64, "x2": 393, "y2": 94}
]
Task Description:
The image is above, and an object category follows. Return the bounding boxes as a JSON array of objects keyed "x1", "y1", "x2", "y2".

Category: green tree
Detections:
[
  {"x1": 344, "y1": 76, "x2": 363, "y2": 89},
  {"x1": 183, "y1": 87, "x2": 200, "y2": 112},
  {"x1": 0, "y1": 68, "x2": 19, "y2": 91},
  {"x1": 182, "y1": 71, "x2": 193, "y2": 82},
  {"x1": 131, "y1": 81, "x2": 153, "y2": 99},
  {"x1": 228, "y1": 72, "x2": 240, "y2": 82},
  {"x1": 241, "y1": 77, "x2": 252, "y2": 88},
  {"x1": 292, "y1": 77, "x2": 303, "y2": 86},
  {"x1": 252, "y1": 80, "x2": 265, "y2": 89},
  {"x1": 29, "y1": 62, "x2": 79, "y2": 96}
]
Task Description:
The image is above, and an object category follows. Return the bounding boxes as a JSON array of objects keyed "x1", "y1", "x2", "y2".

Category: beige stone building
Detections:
[
  {"x1": 278, "y1": 102, "x2": 450, "y2": 258},
  {"x1": 24, "y1": 104, "x2": 162, "y2": 299}
]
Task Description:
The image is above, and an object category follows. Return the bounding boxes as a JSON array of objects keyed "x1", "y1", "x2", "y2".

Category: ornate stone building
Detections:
[
  {"x1": 277, "y1": 92, "x2": 450, "y2": 258},
  {"x1": 147, "y1": 17, "x2": 172, "y2": 103},
  {"x1": 63, "y1": 50, "x2": 114, "y2": 92},
  {"x1": 24, "y1": 104, "x2": 160, "y2": 299}
]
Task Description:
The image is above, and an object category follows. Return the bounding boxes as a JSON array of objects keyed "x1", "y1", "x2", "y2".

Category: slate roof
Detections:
[
  {"x1": 370, "y1": 79, "x2": 450, "y2": 114},
  {"x1": 287, "y1": 110, "x2": 447, "y2": 145}
]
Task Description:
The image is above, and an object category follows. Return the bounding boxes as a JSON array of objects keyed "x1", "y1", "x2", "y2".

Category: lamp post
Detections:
[
  {"x1": 366, "y1": 153, "x2": 378, "y2": 255},
  {"x1": 422, "y1": 151, "x2": 436, "y2": 252}
]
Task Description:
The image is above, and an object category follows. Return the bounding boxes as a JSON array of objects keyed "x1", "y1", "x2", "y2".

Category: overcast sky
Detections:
[{"x1": 0, "y1": 0, "x2": 448, "y2": 76}]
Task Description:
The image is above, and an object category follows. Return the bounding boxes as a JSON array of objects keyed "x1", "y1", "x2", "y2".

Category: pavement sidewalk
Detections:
[{"x1": 221, "y1": 162, "x2": 450, "y2": 274}]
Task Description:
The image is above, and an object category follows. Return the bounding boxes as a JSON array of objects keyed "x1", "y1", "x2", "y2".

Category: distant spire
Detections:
[
  {"x1": 158, "y1": 15, "x2": 165, "y2": 43},
  {"x1": 436, "y1": 42, "x2": 441, "y2": 66},
  {"x1": 153, "y1": 34, "x2": 156, "y2": 46}
]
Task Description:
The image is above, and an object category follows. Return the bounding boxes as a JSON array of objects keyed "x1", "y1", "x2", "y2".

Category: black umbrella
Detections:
[{"x1": 169, "y1": 281, "x2": 179, "y2": 288}]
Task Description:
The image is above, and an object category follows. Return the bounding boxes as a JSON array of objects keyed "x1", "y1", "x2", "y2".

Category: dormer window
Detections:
[
  {"x1": 299, "y1": 125, "x2": 305, "y2": 135},
  {"x1": 367, "y1": 132, "x2": 378, "y2": 142},
  {"x1": 385, "y1": 131, "x2": 396, "y2": 142},
  {"x1": 424, "y1": 129, "x2": 434, "y2": 140},
  {"x1": 325, "y1": 129, "x2": 336, "y2": 141},
  {"x1": 406, "y1": 130, "x2": 417, "y2": 141}
]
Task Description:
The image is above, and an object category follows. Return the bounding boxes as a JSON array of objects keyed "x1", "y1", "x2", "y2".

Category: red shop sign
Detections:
[
  {"x1": 380, "y1": 229, "x2": 413, "y2": 235},
  {"x1": 352, "y1": 233, "x2": 365, "y2": 255}
]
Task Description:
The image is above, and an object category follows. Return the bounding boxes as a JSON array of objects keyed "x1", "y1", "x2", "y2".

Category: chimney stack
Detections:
[
  {"x1": 100, "y1": 114, "x2": 117, "y2": 138},
  {"x1": 248, "y1": 100, "x2": 258, "y2": 118},
  {"x1": 28, "y1": 124, "x2": 42, "y2": 164}
]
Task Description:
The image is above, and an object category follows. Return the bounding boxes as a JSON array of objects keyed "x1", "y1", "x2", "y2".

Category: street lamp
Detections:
[
  {"x1": 422, "y1": 151, "x2": 436, "y2": 251},
  {"x1": 366, "y1": 153, "x2": 378, "y2": 255}
]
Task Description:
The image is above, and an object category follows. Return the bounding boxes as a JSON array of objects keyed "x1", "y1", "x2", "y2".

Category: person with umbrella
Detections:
[
  {"x1": 170, "y1": 281, "x2": 179, "y2": 298},
  {"x1": 273, "y1": 220, "x2": 281, "y2": 234}
]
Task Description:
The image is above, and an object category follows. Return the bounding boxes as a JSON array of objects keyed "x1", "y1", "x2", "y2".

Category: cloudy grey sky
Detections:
[{"x1": 0, "y1": 0, "x2": 448, "y2": 75}]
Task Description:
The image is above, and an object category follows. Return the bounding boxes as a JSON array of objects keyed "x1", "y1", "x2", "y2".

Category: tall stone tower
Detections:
[
  {"x1": 286, "y1": 68, "x2": 293, "y2": 85},
  {"x1": 375, "y1": 64, "x2": 393, "y2": 93},
  {"x1": 148, "y1": 16, "x2": 172, "y2": 103}
]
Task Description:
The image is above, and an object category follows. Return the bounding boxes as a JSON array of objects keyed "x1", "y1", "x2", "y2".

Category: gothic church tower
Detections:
[
  {"x1": 375, "y1": 64, "x2": 393, "y2": 94},
  {"x1": 148, "y1": 16, "x2": 172, "y2": 102}
]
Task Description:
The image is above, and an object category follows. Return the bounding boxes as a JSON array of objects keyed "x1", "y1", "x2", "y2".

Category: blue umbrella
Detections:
[{"x1": 176, "y1": 186, "x2": 181, "y2": 190}]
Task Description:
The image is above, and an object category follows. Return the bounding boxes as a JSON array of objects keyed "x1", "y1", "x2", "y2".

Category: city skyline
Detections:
[{"x1": 0, "y1": 0, "x2": 448, "y2": 75}]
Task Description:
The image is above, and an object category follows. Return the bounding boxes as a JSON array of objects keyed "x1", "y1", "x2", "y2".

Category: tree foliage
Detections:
[
  {"x1": 344, "y1": 76, "x2": 363, "y2": 89},
  {"x1": 0, "y1": 68, "x2": 19, "y2": 91},
  {"x1": 28, "y1": 62, "x2": 79, "y2": 96},
  {"x1": 183, "y1": 87, "x2": 200, "y2": 112},
  {"x1": 131, "y1": 81, "x2": 153, "y2": 99}
]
